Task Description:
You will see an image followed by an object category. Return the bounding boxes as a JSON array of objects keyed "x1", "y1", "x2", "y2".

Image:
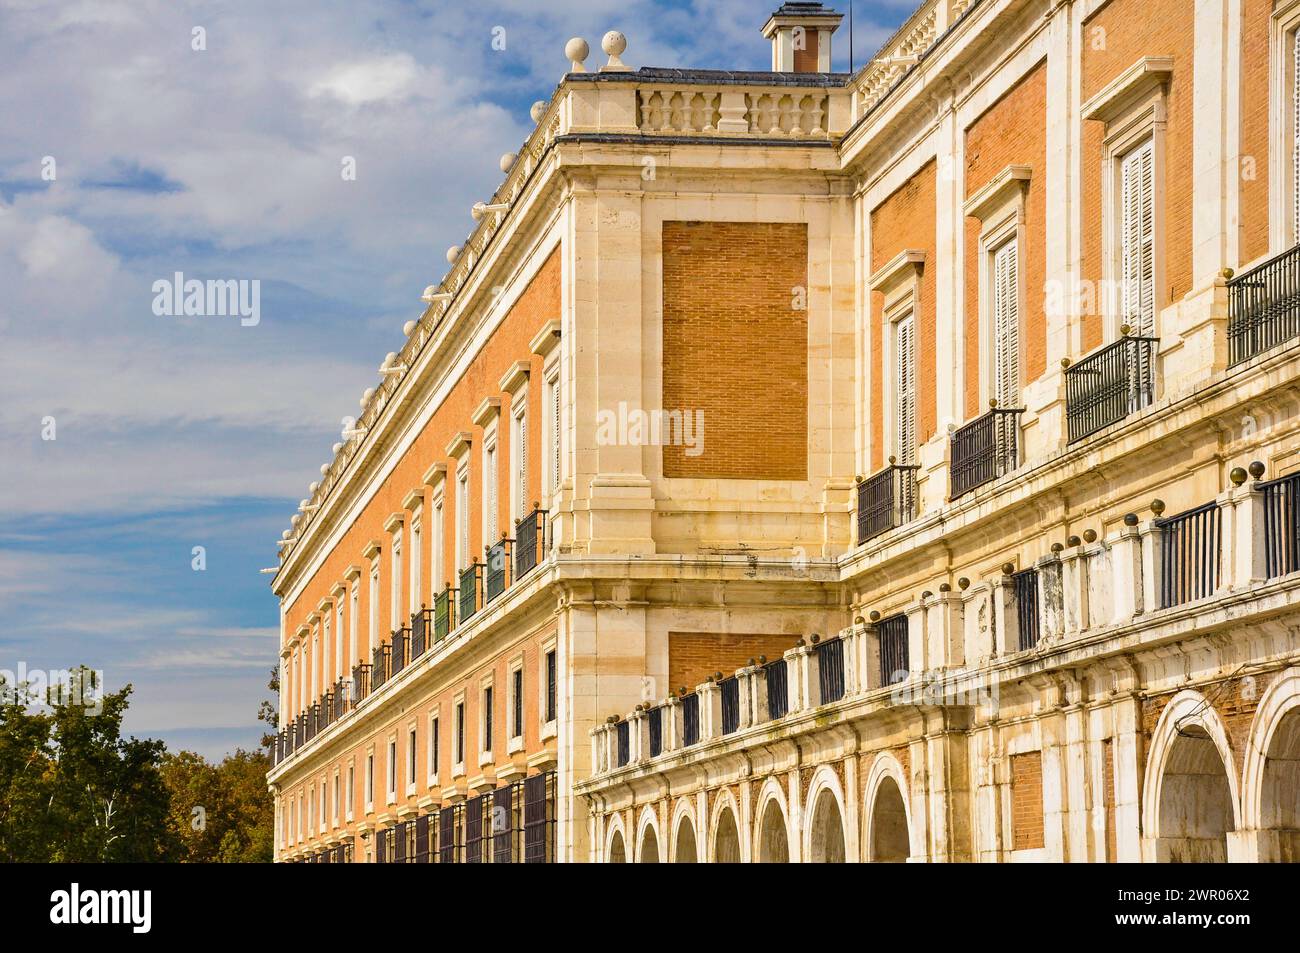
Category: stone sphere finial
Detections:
[
  {"x1": 600, "y1": 31, "x2": 629, "y2": 71},
  {"x1": 530, "y1": 100, "x2": 548, "y2": 123},
  {"x1": 564, "y1": 37, "x2": 589, "y2": 72}
]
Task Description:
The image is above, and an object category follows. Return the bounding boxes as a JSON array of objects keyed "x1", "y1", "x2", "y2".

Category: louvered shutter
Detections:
[
  {"x1": 1294, "y1": 32, "x2": 1300, "y2": 242},
  {"x1": 487, "y1": 447, "x2": 497, "y2": 543},
  {"x1": 992, "y1": 240, "x2": 1020, "y2": 408},
  {"x1": 1121, "y1": 140, "x2": 1155, "y2": 336},
  {"x1": 895, "y1": 312, "x2": 916, "y2": 464},
  {"x1": 551, "y1": 380, "x2": 561, "y2": 495},
  {"x1": 517, "y1": 413, "x2": 528, "y2": 518}
]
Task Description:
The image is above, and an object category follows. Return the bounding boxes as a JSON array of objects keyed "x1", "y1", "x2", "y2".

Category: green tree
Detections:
[
  {"x1": 161, "y1": 747, "x2": 273, "y2": 863},
  {"x1": 0, "y1": 670, "x2": 178, "y2": 862}
]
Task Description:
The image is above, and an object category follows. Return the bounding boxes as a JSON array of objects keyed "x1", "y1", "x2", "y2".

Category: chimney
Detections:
[{"x1": 762, "y1": 2, "x2": 843, "y2": 73}]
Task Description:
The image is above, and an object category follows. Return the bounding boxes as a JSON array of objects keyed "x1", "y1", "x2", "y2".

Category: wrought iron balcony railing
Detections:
[
  {"x1": 857, "y1": 459, "x2": 919, "y2": 544},
  {"x1": 1064, "y1": 332, "x2": 1158, "y2": 443},
  {"x1": 370, "y1": 644, "x2": 391, "y2": 692},
  {"x1": 647, "y1": 705, "x2": 663, "y2": 757},
  {"x1": 615, "y1": 719, "x2": 630, "y2": 767},
  {"x1": 680, "y1": 692, "x2": 700, "y2": 747},
  {"x1": 1157, "y1": 500, "x2": 1221, "y2": 608},
  {"x1": 878, "y1": 614, "x2": 910, "y2": 686},
  {"x1": 1228, "y1": 244, "x2": 1300, "y2": 365},
  {"x1": 719, "y1": 676, "x2": 740, "y2": 735},
  {"x1": 458, "y1": 563, "x2": 482, "y2": 624},
  {"x1": 1262, "y1": 469, "x2": 1300, "y2": 579},
  {"x1": 390, "y1": 626, "x2": 408, "y2": 677},
  {"x1": 433, "y1": 586, "x2": 453, "y2": 643},
  {"x1": 514, "y1": 505, "x2": 546, "y2": 580},
  {"x1": 951, "y1": 404, "x2": 1024, "y2": 498},
  {"x1": 814, "y1": 636, "x2": 844, "y2": 704},
  {"x1": 764, "y1": 658, "x2": 788, "y2": 720},
  {"x1": 485, "y1": 538, "x2": 511, "y2": 604},
  {"x1": 1013, "y1": 568, "x2": 1040, "y2": 651},
  {"x1": 410, "y1": 608, "x2": 431, "y2": 660}
]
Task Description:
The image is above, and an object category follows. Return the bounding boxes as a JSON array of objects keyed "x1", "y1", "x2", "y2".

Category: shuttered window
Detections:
[
  {"x1": 456, "y1": 471, "x2": 470, "y2": 570},
  {"x1": 516, "y1": 412, "x2": 528, "y2": 518},
  {"x1": 894, "y1": 311, "x2": 917, "y2": 463},
  {"x1": 1120, "y1": 139, "x2": 1155, "y2": 336},
  {"x1": 1294, "y1": 31, "x2": 1300, "y2": 242},
  {"x1": 550, "y1": 375, "x2": 561, "y2": 497},
  {"x1": 992, "y1": 239, "x2": 1020, "y2": 408},
  {"x1": 485, "y1": 445, "x2": 498, "y2": 545}
]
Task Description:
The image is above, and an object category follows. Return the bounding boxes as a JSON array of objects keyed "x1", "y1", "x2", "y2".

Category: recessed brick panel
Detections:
[
  {"x1": 661, "y1": 221, "x2": 808, "y2": 480},
  {"x1": 1011, "y1": 750, "x2": 1046, "y2": 851},
  {"x1": 668, "y1": 631, "x2": 801, "y2": 694}
]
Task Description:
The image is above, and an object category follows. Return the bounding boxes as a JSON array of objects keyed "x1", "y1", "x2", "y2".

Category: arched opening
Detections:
[
  {"x1": 1260, "y1": 708, "x2": 1300, "y2": 860},
  {"x1": 638, "y1": 825, "x2": 660, "y2": 863},
  {"x1": 608, "y1": 829, "x2": 626, "y2": 863},
  {"x1": 757, "y1": 799, "x2": 790, "y2": 862},
  {"x1": 714, "y1": 807, "x2": 741, "y2": 863},
  {"x1": 673, "y1": 815, "x2": 697, "y2": 863},
  {"x1": 1157, "y1": 725, "x2": 1235, "y2": 863},
  {"x1": 869, "y1": 775, "x2": 909, "y2": 862},
  {"x1": 808, "y1": 789, "x2": 846, "y2": 863}
]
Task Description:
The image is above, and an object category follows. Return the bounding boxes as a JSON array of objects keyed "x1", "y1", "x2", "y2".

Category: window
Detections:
[
  {"x1": 429, "y1": 713, "x2": 440, "y2": 782},
  {"x1": 544, "y1": 648, "x2": 557, "y2": 724},
  {"x1": 456, "y1": 469, "x2": 470, "y2": 570},
  {"x1": 991, "y1": 239, "x2": 1020, "y2": 408},
  {"x1": 511, "y1": 667, "x2": 524, "y2": 739},
  {"x1": 893, "y1": 310, "x2": 916, "y2": 463},
  {"x1": 334, "y1": 600, "x2": 345, "y2": 682},
  {"x1": 432, "y1": 498, "x2": 445, "y2": 595},
  {"x1": 348, "y1": 584, "x2": 358, "y2": 668},
  {"x1": 319, "y1": 780, "x2": 326, "y2": 833},
  {"x1": 311, "y1": 630, "x2": 319, "y2": 701},
  {"x1": 365, "y1": 752, "x2": 374, "y2": 808},
  {"x1": 346, "y1": 763, "x2": 355, "y2": 821},
  {"x1": 482, "y1": 685, "x2": 494, "y2": 756},
  {"x1": 1120, "y1": 138, "x2": 1155, "y2": 336},
  {"x1": 390, "y1": 533, "x2": 403, "y2": 631},
  {"x1": 322, "y1": 616, "x2": 331, "y2": 687},
  {"x1": 387, "y1": 739, "x2": 397, "y2": 800},
  {"x1": 1294, "y1": 28, "x2": 1300, "y2": 242},
  {"x1": 546, "y1": 369, "x2": 561, "y2": 499},
  {"x1": 409, "y1": 518, "x2": 422, "y2": 617},
  {"x1": 332, "y1": 773, "x2": 339, "y2": 825},
  {"x1": 368, "y1": 563, "x2": 380, "y2": 658},
  {"x1": 407, "y1": 726, "x2": 417, "y2": 787},
  {"x1": 454, "y1": 701, "x2": 465, "y2": 767},
  {"x1": 511, "y1": 401, "x2": 528, "y2": 519},
  {"x1": 485, "y1": 441, "x2": 498, "y2": 547}
]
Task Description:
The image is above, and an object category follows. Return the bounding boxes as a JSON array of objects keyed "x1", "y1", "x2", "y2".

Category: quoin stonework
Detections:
[{"x1": 269, "y1": 0, "x2": 1300, "y2": 863}]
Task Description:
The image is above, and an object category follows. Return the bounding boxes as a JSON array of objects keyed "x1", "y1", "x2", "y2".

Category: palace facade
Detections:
[{"x1": 270, "y1": 0, "x2": 1300, "y2": 863}]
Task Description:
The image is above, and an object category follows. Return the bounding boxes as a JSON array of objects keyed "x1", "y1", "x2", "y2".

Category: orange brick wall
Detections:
[
  {"x1": 1010, "y1": 750, "x2": 1045, "y2": 851},
  {"x1": 963, "y1": 60, "x2": 1048, "y2": 419},
  {"x1": 870, "y1": 160, "x2": 937, "y2": 469},
  {"x1": 283, "y1": 247, "x2": 560, "y2": 709},
  {"x1": 1102, "y1": 737, "x2": 1117, "y2": 863},
  {"x1": 661, "y1": 222, "x2": 808, "y2": 481},
  {"x1": 793, "y1": 30, "x2": 820, "y2": 73},
  {"x1": 1240, "y1": 0, "x2": 1274, "y2": 264},
  {"x1": 1080, "y1": 0, "x2": 1194, "y2": 351},
  {"x1": 668, "y1": 631, "x2": 801, "y2": 693}
]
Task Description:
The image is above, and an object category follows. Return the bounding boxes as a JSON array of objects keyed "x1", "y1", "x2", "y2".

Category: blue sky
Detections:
[{"x1": 0, "y1": 0, "x2": 913, "y2": 760}]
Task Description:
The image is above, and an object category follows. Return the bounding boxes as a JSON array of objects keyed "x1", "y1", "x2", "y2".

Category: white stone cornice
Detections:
[
  {"x1": 362, "y1": 539, "x2": 382, "y2": 560},
  {"x1": 422, "y1": 461, "x2": 448, "y2": 488},
  {"x1": 401, "y1": 487, "x2": 425, "y2": 511},
  {"x1": 1082, "y1": 56, "x2": 1174, "y2": 124},
  {"x1": 963, "y1": 164, "x2": 1032, "y2": 221},
  {"x1": 529, "y1": 319, "x2": 561, "y2": 358},
  {"x1": 498, "y1": 359, "x2": 531, "y2": 395},
  {"x1": 446, "y1": 430, "x2": 473, "y2": 458},
  {"x1": 383, "y1": 512, "x2": 404, "y2": 534},
  {"x1": 343, "y1": 563, "x2": 363, "y2": 581},
  {"x1": 869, "y1": 249, "x2": 926, "y2": 292},
  {"x1": 471, "y1": 396, "x2": 502, "y2": 427}
]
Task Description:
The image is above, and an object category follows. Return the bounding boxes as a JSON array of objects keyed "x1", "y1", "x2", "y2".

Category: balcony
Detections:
[
  {"x1": 647, "y1": 705, "x2": 664, "y2": 757},
  {"x1": 951, "y1": 405, "x2": 1024, "y2": 499},
  {"x1": 514, "y1": 506, "x2": 546, "y2": 580},
  {"x1": 813, "y1": 636, "x2": 844, "y2": 704},
  {"x1": 719, "y1": 676, "x2": 740, "y2": 735},
  {"x1": 1012, "y1": 568, "x2": 1040, "y2": 651},
  {"x1": 458, "y1": 563, "x2": 482, "y2": 624},
  {"x1": 1228, "y1": 244, "x2": 1300, "y2": 365},
  {"x1": 877, "y1": 614, "x2": 910, "y2": 686},
  {"x1": 615, "y1": 720, "x2": 630, "y2": 767},
  {"x1": 370, "y1": 644, "x2": 390, "y2": 692},
  {"x1": 433, "y1": 586, "x2": 453, "y2": 643},
  {"x1": 1156, "y1": 500, "x2": 1221, "y2": 609},
  {"x1": 390, "y1": 626, "x2": 408, "y2": 677},
  {"x1": 410, "y1": 608, "x2": 431, "y2": 660},
  {"x1": 681, "y1": 693, "x2": 700, "y2": 747},
  {"x1": 763, "y1": 658, "x2": 788, "y2": 720},
  {"x1": 1262, "y1": 470, "x2": 1300, "y2": 578},
  {"x1": 856, "y1": 459, "x2": 919, "y2": 543},
  {"x1": 485, "y1": 538, "x2": 511, "y2": 604},
  {"x1": 1064, "y1": 332, "x2": 1158, "y2": 443}
]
